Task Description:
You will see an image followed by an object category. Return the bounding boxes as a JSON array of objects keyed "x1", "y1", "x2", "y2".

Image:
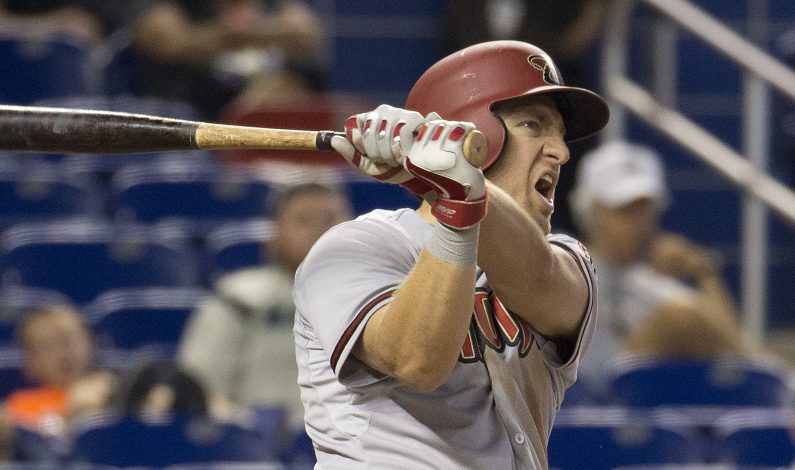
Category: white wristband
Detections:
[{"x1": 426, "y1": 222, "x2": 479, "y2": 267}]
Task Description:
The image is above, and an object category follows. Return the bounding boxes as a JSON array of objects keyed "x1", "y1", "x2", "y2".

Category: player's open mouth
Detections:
[{"x1": 534, "y1": 173, "x2": 556, "y2": 205}]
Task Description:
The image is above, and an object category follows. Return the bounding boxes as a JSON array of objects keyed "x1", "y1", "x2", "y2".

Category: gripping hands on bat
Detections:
[{"x1": 332, "y1": 105, "x2": 488, "y2": 230}]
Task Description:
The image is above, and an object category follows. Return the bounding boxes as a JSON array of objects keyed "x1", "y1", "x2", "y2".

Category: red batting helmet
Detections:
[{"x1": 405, "y1": 40, "x2": 610, "y2": 170}]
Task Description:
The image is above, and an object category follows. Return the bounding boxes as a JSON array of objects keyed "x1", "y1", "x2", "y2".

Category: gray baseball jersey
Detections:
[{"x1": 293, "y1": 208, "x2": 597, "y2": 469}]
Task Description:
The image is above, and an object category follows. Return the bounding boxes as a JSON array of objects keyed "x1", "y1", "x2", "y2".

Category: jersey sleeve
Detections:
[
  {"x1": 293, "y1": 214, "x2": 420, "y2": 387},
  {"x1": 535, "y1": 234, "x2": 598, "y2": 377}
]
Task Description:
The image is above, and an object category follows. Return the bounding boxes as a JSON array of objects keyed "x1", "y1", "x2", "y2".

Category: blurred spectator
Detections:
[
  {"x1": 442, "y1": 0, "x2": 609, "y2": 90},
  {"x1": 0, "y1": 1, "x2": 144, "y2": 41},
  {"x1": 571, "y1": 141, "x2": 774, "y2": 397},
  {"x1": 127, "y1": 0, "x2": 328, "y2": 119},
  {"x1": 1, "y1": 305, "x2": 115, "y2": 439},
  {"x1": 0, "y1": 0, "x2": 102, "y2": 42},
  {"x1": 177, "y1": 182, "x2": 352, "y2": 428},
  {"x1": 0, "y1": 1, "x2": 327, "y2": 119},
  {"x1": 442, "y1": 0, "x2": 611, "y2": 235}
]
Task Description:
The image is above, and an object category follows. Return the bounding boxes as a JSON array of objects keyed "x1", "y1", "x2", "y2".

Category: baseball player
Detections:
[{"x1": 293, "y1": 40, "x2": 609, "y2": 469}]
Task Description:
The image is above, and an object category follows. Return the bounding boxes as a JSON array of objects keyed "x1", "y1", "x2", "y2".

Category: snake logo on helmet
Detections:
[
  {"x1": 405, "y1": 40, "x2": 610, "y2": 170},
  {"x1": 528, "y1": 55, "x2": 560, "y2": 86}
]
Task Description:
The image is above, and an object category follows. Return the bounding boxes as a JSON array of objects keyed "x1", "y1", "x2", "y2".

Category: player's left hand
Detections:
[{"x1": 332, "y1": 105, "x2": 435, "y2": 196}]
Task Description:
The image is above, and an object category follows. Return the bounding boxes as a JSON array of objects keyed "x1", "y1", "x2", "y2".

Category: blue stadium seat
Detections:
[
  {"x1": 0, "y1": 287, "x2": 75, "y2": 344},
  {"x1": 560, "y1": 377, "x2": 603, "y2": 407},
  {"x1": 0, "y1": 35, "x2": 96, "y2": 104},
  {"x1": 0, "y1": 347, "x2": 32, "y2": 400},
  {"x1": 111, "y1": 161, "x2": 272, "y2": 235},
  {"x1": 715, "y1": 409, "x2": 795, "y2": 467},
  {"x1": 0, "y1": 219, "x2": 200, "y2": 304},
  {"x1": 0, "y1": 465, "x2": 121, "y2": 470},
  {"x1": 84, "y1": 287, "x2": 209, "y2": 369},
  {"x1": 0, "y1": 162, "x2": 104, "y2": 229},
  {"x1": 548, "y1": 407, "x2": 702, "y2": 470},
  {"x1": 612, "y1": 465, "x2": 737, "y2": 470},
  {"x1": 345, "y1": 179, "x2": 421, "y2": 215},
  {"x1": 70, "y1": 414, "x2": 278, "y2": 468},
  {"x1": 202, "y1": 219, "x2": 274, "y2": 283},
  {"x1": 164, "y1": 462, "x2": 286, "y2": 470},
  {"x1": 608, "y1": 356, "x2": 792, "y2": 408},
  {"x1": 10, "y1": 425, "x2": 65, "y2": 464},
  {"x1": 278, "y1": 428, "x2": 315, "y2": 470}
]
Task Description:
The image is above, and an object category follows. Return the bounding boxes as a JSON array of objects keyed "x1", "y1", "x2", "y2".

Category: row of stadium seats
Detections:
[
  {"x1": 548, "y1": 406, "x2": 795, "y2": 469},
  {"x1": 2, "y1": 312, "x2": 790, "y2": 405},
  {"x1": 0, "y1": 152, "x2": 423, "y2": 299},
  {"x1": 1, "y1": 219, "x2": 233, "y2": 302},
  {"x1": 9, "y1": 411, "x2": 311, "y2": 469},
  {"x1": 0, "y1": 286, "x2": 207, "y2": 371},
  {"x1": 6, "y1": 405, "x2": 793, "y2": 469},
  {"x1": 0, "y1": 155, "x2": 421, "y2": 231},
  {"x1": 553, "y1": 357, "x2": 795, "y2": 468},
  {"x1": 566, "y1": 356, "x2": 792, "y2": 409}
]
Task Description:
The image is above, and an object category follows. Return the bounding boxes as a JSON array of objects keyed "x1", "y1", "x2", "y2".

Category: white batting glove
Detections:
[
  {"x1": 331, "y1": 105, "x2": 434, "y2": 196},
  {"x1": 404, "y1": 119, "x2": 487, "y2": 229},
  {"x1": 348, "y1": 104, "x2": 425, "y2": 167}
]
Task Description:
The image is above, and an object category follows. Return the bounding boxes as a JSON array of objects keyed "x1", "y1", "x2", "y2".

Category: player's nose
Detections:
[{"x1": 542, "y1": 133, "x2": 569, "y2": 165}]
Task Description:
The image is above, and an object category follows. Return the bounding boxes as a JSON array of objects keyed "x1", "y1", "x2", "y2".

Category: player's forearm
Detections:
[
  {"x1": 356, "y1": 249, "x2": 476, "y2": 391},
  {"x1": 477, "y1": 181, "x2": 587, "y2": 337}
]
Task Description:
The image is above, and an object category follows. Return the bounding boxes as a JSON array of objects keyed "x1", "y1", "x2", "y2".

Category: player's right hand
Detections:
[
  {"x1": 404, "y1": 119, "x2": 488, "y2": 229},
  {"x1": 331, "y1": 105, "x2": 434, "y2": 197}
]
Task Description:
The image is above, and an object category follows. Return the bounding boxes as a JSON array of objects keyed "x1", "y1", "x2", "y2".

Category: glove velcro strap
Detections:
[{"x1": 431, "y1": 194, "x2": 488, "y2": 229}]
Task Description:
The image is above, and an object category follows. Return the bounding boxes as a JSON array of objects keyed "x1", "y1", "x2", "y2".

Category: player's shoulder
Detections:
[
  {"x1": 320, "y1": 208, "x2": 424, "y2": 242},
  {"x1": 305, "y1": 208, "x2": 425, "y2": 258}
]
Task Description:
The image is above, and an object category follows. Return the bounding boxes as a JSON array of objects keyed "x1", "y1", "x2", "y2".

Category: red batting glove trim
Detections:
[
  {"x1": 401, "y1": 177, "x2": 434, "y2": 197},
  {"x1": 448, "y1": 125, "x2": 466, "y2": 142},
  {"x1": 345, "y1": 116, "x2": 358, "y2": 141},
  {"x1": 431, "y1": 193, "x2": 489, "y2": 229},
  {"x1": 404, "y1": 157, "x2": 468, "y2": 200},
  {"x1": 392, "y1": 122, "x2": 406, "y2": 140}
]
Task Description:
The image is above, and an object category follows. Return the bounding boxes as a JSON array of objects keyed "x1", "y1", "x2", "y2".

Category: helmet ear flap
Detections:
[{"x1": 483, "y1": 103, "x2": 509, "y2": 173}]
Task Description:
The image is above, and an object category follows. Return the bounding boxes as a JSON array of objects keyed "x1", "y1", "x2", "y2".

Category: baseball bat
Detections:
[{"x1": 0, "y1": 105, "x2": 487, "y2": 167}]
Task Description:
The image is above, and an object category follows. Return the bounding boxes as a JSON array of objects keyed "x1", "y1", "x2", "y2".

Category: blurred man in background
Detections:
[
  {"x1": 571, "y1": 140, "x2": 774, "y2": 397},
  {"x1": 178, "y1": 182, "x2": 352, "y2": 429}
]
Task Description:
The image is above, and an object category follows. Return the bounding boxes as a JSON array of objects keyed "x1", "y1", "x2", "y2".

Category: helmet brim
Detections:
[{"x1": 518, "y1": 85, "x2": 610, "y2": 143}]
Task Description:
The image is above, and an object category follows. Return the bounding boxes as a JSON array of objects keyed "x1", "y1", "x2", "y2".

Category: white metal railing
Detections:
[
  {"x1": 601, "y1": 0, "x2": 795, "y2": 340},
  {"x1": 606, "y1": 77, "x2": 795, "y2": 224},
  {"x1": 643, "y1": 0, "x2": 795, "y2": 101}
]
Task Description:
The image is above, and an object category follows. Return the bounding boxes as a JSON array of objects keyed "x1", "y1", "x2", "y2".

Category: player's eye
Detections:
[{"x1": 519, "y1": 120, "x2": 541, "y2": 136}]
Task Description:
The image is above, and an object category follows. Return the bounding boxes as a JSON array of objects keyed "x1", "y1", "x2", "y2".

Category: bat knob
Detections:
[{"x1": 462, "y1": 130, "x2": 487, "y2": 168}]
